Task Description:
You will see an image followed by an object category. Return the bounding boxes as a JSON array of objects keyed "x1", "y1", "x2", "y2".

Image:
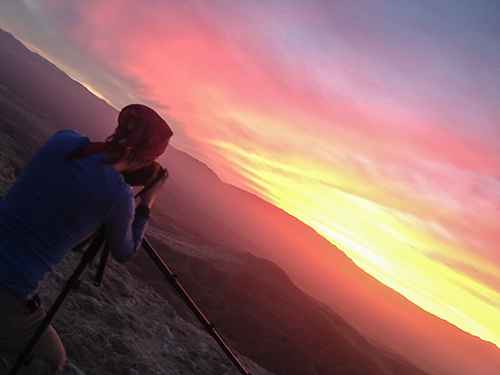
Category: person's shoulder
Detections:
[
  {"x1": 44, "y1": 130, "x2": 89, "y2": 149},
  {"x1": 49, "y1": 129, "x2": 86, "y2": 141}
]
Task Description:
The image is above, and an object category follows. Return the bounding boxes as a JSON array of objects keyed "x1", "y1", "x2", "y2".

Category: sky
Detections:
[{"x1": 1, "y1": 0, "x2": 500, "y2": 365}]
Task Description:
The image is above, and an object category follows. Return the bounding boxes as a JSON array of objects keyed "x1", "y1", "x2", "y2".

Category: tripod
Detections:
[
  {"x1": 8, "y1": 228, "x2": 251, "y2": 375},
  {"x1": 7, "y1": 226, "x2": 107, "y2": 375}
]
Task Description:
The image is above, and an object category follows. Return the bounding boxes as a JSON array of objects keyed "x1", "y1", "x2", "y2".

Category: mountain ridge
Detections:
[
  {"x1": 2, "y1": 26, "x2": 500, "y2": 375},
  {"x1": 0, "y1": 27, "x2": 431, "y2": 374},
  {"x1": 128, "y1": 230, "x2": 432, "y2": 375}
]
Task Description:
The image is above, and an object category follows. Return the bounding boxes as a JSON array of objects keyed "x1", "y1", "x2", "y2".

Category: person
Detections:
[{"x1": 0, "y1": 104, "x2": 173, "y2": 375}]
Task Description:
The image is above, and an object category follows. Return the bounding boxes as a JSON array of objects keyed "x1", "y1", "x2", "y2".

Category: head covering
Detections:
[{"x1": 67, "y1": 104, "x2": 173, "y2": 164}]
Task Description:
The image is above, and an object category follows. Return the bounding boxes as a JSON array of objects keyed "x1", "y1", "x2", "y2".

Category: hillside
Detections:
[
  {"x1": 37, "y1": 242, "x2": 274, "y2": 375},
  {"x1": 128, "y1": 229, "x2": 431, "y2": 375},
  {"x1": 0, "y1": 148, "x2": 429, "y2": 375},
  {"x1": 0, "y1": 27, "x2": 432, "y2": 375},
  {"x1": 0, "y1": 120, "x2": 272, "y2": 374}
]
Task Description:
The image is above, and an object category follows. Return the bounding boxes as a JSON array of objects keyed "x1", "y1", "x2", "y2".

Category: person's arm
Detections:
[
  {"x1": 105, "y1": 190, "x2": 147, "y2": 263},
  {"x1": 105, "y1": 170, "x2": 167, "y2": 263}
]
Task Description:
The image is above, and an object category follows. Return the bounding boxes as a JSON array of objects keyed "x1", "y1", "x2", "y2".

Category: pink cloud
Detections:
[{"x1": 40, "y1": 1, "x2": 500, "y2": 183}]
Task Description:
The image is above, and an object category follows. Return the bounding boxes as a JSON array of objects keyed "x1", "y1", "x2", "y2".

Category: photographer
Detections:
[{"x1": 0, "y1": 104, "x2": 173, "y2": 375}]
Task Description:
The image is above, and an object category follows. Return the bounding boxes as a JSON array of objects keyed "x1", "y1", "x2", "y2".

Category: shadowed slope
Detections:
[{"x1": 128, "y1": 231, "x2": 430, "y2": 375}]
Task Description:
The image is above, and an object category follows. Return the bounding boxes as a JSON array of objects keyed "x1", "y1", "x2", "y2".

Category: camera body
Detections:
[{"x1": 122, "y1": 163, "x2": 167, "y2": 186}]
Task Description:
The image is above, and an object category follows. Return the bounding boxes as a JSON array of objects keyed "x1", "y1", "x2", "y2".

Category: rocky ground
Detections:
[
  {"x1": 41, "y1": 249, "x2": 273, "y2": 375},
  {"x1": 0, "y1": 154, "x2": 273, "y2": 375},
  {"x1": 0, "y1": 152, "x2": 16, "y2": 194}
]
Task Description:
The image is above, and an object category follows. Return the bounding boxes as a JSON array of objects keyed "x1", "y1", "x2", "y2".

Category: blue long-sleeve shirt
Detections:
[{"x1": 0, "y1": 130, "x2": 148, "y2": 300}]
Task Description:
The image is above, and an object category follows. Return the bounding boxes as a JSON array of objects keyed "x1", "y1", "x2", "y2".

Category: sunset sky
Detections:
[{"x1": 1, "y1": 0, "x2": 500, "y2": 362}]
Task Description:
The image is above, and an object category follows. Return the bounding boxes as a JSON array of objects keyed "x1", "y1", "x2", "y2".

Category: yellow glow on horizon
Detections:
[
  {"x1": 76, "y1": 81, "x2": 109, "y2": 102},
  {"x1": 212, "y1": 139, "x2": 500, "y2": 348}
]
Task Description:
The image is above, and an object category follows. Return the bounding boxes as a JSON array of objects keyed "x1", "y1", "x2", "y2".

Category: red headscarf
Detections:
[{"x1": 67, "y1": 104, "x2": 173, "y2": 164}]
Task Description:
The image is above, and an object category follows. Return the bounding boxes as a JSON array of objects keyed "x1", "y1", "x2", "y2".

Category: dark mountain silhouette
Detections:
[
  {"x1": 0, "y1": 29, "x2": 117, "y2": 141},
  {"x1": 128, "y1": 231, "x2": 430, "y2": 375}
]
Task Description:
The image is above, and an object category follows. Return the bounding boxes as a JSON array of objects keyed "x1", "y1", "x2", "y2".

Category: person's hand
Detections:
[{"x1": 139, "y1": 162, "x2": 167, "y2": 208}]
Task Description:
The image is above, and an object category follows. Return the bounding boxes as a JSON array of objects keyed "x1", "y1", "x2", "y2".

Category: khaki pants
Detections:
[{"x1": 0, "y1": 285, "x2": 66, "y2": 375}]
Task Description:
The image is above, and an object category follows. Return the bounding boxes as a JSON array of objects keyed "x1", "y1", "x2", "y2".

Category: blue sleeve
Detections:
[{"x1": 105, "y1": 190, "x2": 147, "y2": 263}]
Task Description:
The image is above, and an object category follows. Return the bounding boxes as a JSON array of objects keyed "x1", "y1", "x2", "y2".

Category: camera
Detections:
[{"x1": 122, "y1": 163, "x2": 168, "y2": 186}]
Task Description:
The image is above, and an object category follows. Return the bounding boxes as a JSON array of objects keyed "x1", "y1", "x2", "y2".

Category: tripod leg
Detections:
[
  {"x1": 8, "y1": 228, "x2": 107, "y2": 375},
  {"x1": 94, "y1": 242, "x2": 111, "y2": 286},
  {"x1": 0, "y1": 289, "x2": 65, "y2": 375},
  {"x1": 141, "y1": 238, "x2": 251, "y2": 375}
]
